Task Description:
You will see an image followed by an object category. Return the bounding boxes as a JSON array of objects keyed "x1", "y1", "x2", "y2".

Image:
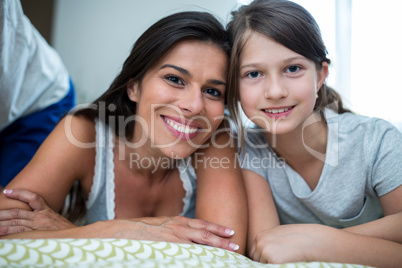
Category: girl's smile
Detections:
[{"x1": 262, "y1": 106, "x2": 295, "y2": 119}]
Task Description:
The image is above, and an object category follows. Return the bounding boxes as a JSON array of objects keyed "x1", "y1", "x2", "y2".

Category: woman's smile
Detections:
[{"x1": 162, "y1": 115, "x2": 201, "y2": 140}]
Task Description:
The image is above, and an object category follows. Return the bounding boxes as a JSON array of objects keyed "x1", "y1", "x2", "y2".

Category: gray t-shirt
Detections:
[{"x1": 241, "y1": 109, "x2": 402, "y2": 228}]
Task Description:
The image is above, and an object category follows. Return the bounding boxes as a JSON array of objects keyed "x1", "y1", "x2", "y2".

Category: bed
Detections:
[{"x1": 0, "y1": 238, "x2": 371, "y2": 267}]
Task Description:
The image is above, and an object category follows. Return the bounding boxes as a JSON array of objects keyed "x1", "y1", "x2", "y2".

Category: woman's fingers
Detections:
[
  {"x1": 0, "y1": 224, "x2": 33, "y2": 235},
  {"x1": 249, "y1": 241, "x2": 256, "y2": 259},
  {"x1": 0, "y1": 208, "x2": 35, "y2": 221},
  {"x1": 3, "y1": 189, "x2": 46, "y2": 211},
  {"x1": 2, "y1": 189, "x2": 76, "y2": 231},
  {"x1": 175, "y1": 217, "x2": 239, "y2": 251},
  {"x1": 185, "y1": 217, "x2": 235, "y2": 237},
  {"x1": 132, "y1": 216, "x2": 239, "y2": 251},
  {"x1": 187, "y1": 228, "x2": 239, "y2": 251}
]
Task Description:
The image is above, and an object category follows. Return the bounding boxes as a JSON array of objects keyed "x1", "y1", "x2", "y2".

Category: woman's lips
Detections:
[{"x1": 162, "y1": 115, "x2": 201, "y2": 140}]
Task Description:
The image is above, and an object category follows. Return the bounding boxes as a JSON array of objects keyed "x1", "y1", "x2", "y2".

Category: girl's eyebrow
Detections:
[
  {"x1": 240, "y1": 63, "x2": 262, "y2": 70},
  {"x1": 283, "y1": 56, "x2": 307, "y2": 63},
  {"x1": 240, "y1": 56, "x2": 308, "y2": 70},
  {"x1": 160, "y1": 64, "x2": 226, "y2": 86}
]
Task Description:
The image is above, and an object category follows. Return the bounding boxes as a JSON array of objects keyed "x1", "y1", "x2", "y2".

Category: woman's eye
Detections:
[
  {"x1": 286, "y1": 65, "x2": 301, "y2": 73},
  {"x1": 165, "y1": 75, "x2": 184, "y2": 85},
  {"x1": 203, "y1": 88, "x2": 222, "y2": 98},
  {"x1": 246, "y1": 71, "x2": 261, "y2": 78}
]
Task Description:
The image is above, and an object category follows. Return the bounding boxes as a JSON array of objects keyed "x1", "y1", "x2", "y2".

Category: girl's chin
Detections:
[{"x1": 253, "y1": 121, "x2": 298, "y2": 136}]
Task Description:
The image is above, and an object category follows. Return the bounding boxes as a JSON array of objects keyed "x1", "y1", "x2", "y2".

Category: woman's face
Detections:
[
  {"x1": 127, "y1": 40, "x2": 228, "y2": 158},
  {"x1": 238, "y1": 31, "x2": 328, "y2": 135}
]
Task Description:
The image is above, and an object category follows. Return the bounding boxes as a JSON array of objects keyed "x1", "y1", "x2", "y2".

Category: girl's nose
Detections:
[{"x1": 264, "y1": 77, "x2": 288, "y2": 100}]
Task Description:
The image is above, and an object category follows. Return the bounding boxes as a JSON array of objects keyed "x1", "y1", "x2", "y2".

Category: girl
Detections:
[
  {"x1": 227, "y1": 0, "x2": 402, "y2": 266},
  {"x1": 0, "y1": 11, "x2": 246, "y2": 253}
]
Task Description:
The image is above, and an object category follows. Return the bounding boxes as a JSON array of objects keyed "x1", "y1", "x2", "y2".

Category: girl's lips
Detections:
[
  {"x1": 161, "y1": 115, "x2": 201, "y2": 140},
  {"x1": 262, "y1": 106, "x2": 295, "y2": 119}
]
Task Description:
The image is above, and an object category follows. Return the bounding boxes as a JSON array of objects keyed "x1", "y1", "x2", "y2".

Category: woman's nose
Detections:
[{"x1": 177, "y1": 87, "x2": 205, "y2": 116}]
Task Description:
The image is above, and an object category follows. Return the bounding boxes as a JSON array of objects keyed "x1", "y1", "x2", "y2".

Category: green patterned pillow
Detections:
[{"x1": 0, "y1": 239, "x2": 372, "y2": 267}]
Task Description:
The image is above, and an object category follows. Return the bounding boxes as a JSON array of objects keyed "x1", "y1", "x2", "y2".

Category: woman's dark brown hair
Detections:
[
  {"x1": 63, "y1": 11, "x2": 230, "y2": 223},
  {"x1": 226, "y1": 0, "x2": 351, "y2": 134}
]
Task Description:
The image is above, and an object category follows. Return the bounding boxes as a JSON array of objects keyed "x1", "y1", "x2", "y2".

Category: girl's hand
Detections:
[
  {"x1": 0, "y1": 189, "x2": 76, "y2": 235},
  {"x1": 107, "y1": 216, "x2": 239, "y2": 252},
  {"x1": 249, "y1": 224, "x2": 332, "y2": 263}
]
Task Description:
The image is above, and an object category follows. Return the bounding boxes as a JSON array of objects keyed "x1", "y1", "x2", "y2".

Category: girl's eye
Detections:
[
  {"x1": 246, "y1": 71, "x2": 261, "y2": 78},
  {"x1": 165, "y1": 75, "x2": 184, "y2": 85},
  {"x1": 203, "y1": 88, "x2": 223, "y2": 99},
  {"x1": 286, "y1": 65, "x2": 301, "y2": 73}
]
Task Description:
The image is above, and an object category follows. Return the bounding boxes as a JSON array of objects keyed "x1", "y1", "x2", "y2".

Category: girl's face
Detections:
[
  {"x1": 239, "y1": 31, "x2": 328, "y2": 135},
  {"x1": 127, "y1": 40, "x2": 228, "y2": 158}
]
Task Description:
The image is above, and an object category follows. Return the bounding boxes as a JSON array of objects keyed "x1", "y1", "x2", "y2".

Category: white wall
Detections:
[{"x1": 52, "y1": 0, "x2": 237, "y2": 104}]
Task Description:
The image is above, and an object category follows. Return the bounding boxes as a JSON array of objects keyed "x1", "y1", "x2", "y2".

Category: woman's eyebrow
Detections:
[
  {"x1": 160, "y1": 64, "x2": 226, "y2": 86},
  {"x1": 208, "y1": 79, "x2": 226, "y2": 86},
  {"x1": 160, "y1": 64, "x2": 190, "y2": 76}
]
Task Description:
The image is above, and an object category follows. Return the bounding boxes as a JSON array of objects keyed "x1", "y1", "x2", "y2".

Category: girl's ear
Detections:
[
  {"x1": 127, "y1": 80, "x2": 139, "y2": 102},
  {"x1": 317, "y1": 61, "x2": 329, "y2": 91}
]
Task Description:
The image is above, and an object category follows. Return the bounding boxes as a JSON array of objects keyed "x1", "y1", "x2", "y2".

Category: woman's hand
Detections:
[
  {"x1": 0, "y1": 191, "x2": 239, "y2": 252},
  {"x1": 0, "y1": 189, "x2": 76, "y2": 235},
  {"x1": 110, "y1": 216, "x2": 240, "y2": 252}
]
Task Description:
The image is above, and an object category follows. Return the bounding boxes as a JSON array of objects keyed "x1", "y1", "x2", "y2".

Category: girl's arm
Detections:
[
  {"x1": 247, "y1": 183, "x2": 402, "y2": 266},
  {"x1": 249, "y1": 223, "x2": 402, "y2": 267},
  {"x1": 344, "y1": 185, "x2": 402, "y2": 243},
  {"x1": 242, "y1": 169, "x2": 279, "y2": 254},
  {"x1": 194, "y1": 131, "x2": 247, "y2": 254}
]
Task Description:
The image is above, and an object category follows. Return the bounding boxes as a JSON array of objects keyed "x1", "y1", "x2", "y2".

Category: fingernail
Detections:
[
  {"x1": 225, "y1": 228, "x2": 235, "y2": 236},
  {"x1": 3, "y1": 189, "x2": 12, "y2": 195},
  {"x1": 229, "y1": 242, "x2": 239, "y2": 251}
]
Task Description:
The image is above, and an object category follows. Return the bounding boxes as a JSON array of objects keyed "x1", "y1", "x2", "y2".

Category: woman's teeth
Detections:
[
  {"x1": 264, "y1": 107, "x2": 291, "y2": 114},
  {"x1": 164, "y1": 118, "x2": 198, "y2": 134}
]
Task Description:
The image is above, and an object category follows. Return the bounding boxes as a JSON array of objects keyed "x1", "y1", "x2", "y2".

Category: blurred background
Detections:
[{"x1": 21, "y1": 0, "x2": 402, "y2": 130}]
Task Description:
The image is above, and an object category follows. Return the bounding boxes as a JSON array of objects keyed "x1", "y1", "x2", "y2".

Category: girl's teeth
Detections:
[
  {"x1": 164, "y1": 118, "x2": 198, "y2": 134},
  {"x1": 265, "y1": 107, "x2": 290, "y2": 114}
]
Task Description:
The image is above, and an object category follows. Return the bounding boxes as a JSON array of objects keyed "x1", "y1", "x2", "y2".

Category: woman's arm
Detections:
[
  {"x1": 0, "y1": 115, "x2": 96, "y2": 213},
  {"x1": 0, "y1": 189, "x2": 239, "y2": 252},
  {"x1": 0, "y1": 215, "x2": 239, "y2": 251},
  {"x1": 194, "y1": 131, "x2": 248, "y2": 254}
]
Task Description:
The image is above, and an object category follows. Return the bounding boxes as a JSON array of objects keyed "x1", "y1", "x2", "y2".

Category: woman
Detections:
[
  {"x1": 226, "y1": 0, "x2": 402, "y2": 266},
  {"x1": 0, "y1": 11, "x2": 246, "y2": 253}
]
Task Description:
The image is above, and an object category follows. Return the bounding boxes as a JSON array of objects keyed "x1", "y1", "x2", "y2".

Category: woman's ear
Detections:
[
  {"x1": 127, "y1": 80, "x2": 139, "y2": 102},
  {"x1": 317, "y1": 62, "x2": 329, "y2": 91}
]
